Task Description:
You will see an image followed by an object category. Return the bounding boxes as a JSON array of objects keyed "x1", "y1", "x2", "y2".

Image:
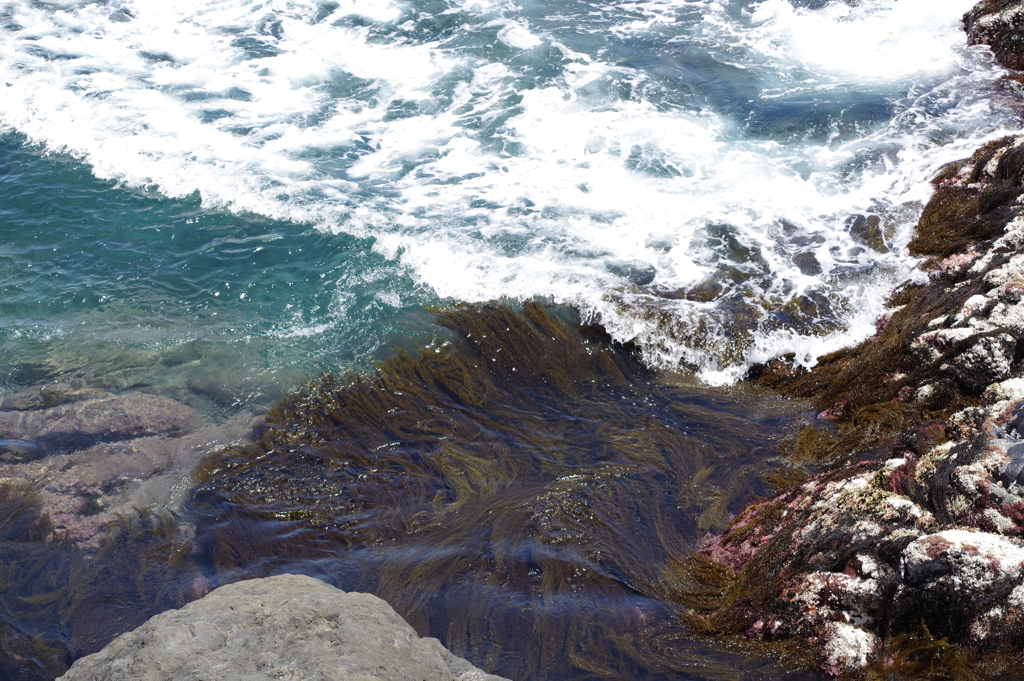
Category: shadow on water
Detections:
[{"x1": 186, "y1": 302, "x2": 818, "y2": 681}]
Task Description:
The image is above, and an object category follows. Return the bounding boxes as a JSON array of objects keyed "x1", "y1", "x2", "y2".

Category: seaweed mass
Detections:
[{"x1": 0, "y1": 302, "x2": 812, "y2": 680}]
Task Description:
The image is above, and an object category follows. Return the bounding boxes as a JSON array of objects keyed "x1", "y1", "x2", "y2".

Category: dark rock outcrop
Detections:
[
  {"x1": 58, "y1": 574, "x2": 509, "y2": 681},
  {"x1": 681, "y1": 7, "x2": 1024, "y2": 676},
  {"x1": 691, "y1": 141, "x2": 1024, "y2": 676},
  {"x1": 966, "y1": 0, "x2": 1024, "y2": 70}
]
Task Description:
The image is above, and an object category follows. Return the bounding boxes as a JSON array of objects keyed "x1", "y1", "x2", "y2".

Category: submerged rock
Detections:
[
  {"x1": 1, "y1": 384, "x2": 111, "y2": 411},
  {"x1": 0, "y1": 392, "x2": 202, "y2": 452},
  {"x1": 0, "y1": 410, "x2": 259, "y2": 546},
  {"x1": 0, "y1": 438, "x2": 45, "y2": 463},
  {"x1": 58, "y1": 574, "x2": 508, "y2": 681}
]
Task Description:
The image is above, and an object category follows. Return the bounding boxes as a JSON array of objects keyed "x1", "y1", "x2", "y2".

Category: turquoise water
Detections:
[
  {"x1": 0, "y1": 0, "x2": 1018, "y2": 387},
  {"x1": 0, "y1": 133, "x2": 442, "y2": 414}
]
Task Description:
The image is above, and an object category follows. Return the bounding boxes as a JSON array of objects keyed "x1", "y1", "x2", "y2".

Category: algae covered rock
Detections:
[
  {"x1": 58, "y1": 573, "x2": 509, "y2": 681},
  {"x1": 901, "y1": 530, "x2": 1024, "y2": 607},
  {"x1": 697, "y1": 128, "x2": 1024, "y2": 675}
]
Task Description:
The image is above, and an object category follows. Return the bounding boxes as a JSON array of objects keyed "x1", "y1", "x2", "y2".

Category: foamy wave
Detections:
[{"x1": 0, "y1": 0, "x2": 1016, "y2": 381}]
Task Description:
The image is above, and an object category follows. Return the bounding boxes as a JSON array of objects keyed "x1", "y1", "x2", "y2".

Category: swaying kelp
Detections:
[
  {"x1": 0, "y1": 480, "x2": 201, "y2": 681},
  {"x1": 187, "y1": 302, "x2": 813, "y2": 681}
]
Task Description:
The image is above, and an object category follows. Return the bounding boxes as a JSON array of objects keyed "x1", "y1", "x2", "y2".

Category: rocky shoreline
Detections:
[{"x1": 677, "y1": 1, "x2": 1024, "y2": 676}]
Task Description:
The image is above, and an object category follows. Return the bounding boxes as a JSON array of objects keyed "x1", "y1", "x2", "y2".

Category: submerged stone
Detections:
[
  {"x1": 847, "y1": 213, "x2": 886, "y2": 253},
  {"x1": 0, "y1": 393, "x2": 202, "y2": 452},
  {"x1": 791, "y1": 251, "x2": 822, "y2": 276},
  {"x1": 0, "y1": 438, "x2": 44, "y2": 463}
]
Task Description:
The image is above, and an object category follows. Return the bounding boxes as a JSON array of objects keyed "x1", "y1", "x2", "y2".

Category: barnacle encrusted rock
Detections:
[
  {"x1": 702, "y1": 106, "x2": 1024, "y2": 678},
  {"x1": 700, "y1": 396, "x2": 1024, "y2": 674},
  {"x1": 965, "y1": 0, "x2": 1024, "y2": 70}
]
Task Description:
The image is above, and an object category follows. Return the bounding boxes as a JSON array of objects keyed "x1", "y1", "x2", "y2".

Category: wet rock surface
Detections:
[
  {"x1": 58, "y1": 573, "x2": 509, "y2": 681},
  {"x1": 681, "y1": 4, "x2": 1024, "y2": 675},
  {"x1": 966, "y1": 0, "x2": 1024, "y2": 70},
  {"x1": 695, "y1": 400, "x2": 1024, "y2": 675}
]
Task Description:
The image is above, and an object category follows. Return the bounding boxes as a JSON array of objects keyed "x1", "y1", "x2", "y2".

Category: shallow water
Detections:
[
  {"x1": 187, "y1": 304, "x2": 819, "y2": 681},
  {"x1": 0, "y1": 133, "x2": 439, "y2": 416},
  {"x1": 0, "y1": 305, "x2": 825, "y2": 681}
]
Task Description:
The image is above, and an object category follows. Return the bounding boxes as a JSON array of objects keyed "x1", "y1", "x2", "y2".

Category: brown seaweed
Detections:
[
  {"x1": 750, "y1": 136, "x2": 1024, "y2": 427},
  {"x1": 0, "y1": 481, "x2": 200, "y2": 681},
  {"x1": 678, "y1": 137, "x2": 1024, "y2": 675},
  {"x1": 187, "y1": 302, "x2": 811, "y2": 681}
]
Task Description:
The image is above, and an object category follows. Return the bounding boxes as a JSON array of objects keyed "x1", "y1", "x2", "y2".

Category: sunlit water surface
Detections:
[{"x1": 0, "y1": 0, "x2": 1019, "y2": 385}]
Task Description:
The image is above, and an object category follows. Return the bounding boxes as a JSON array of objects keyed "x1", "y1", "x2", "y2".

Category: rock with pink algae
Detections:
[
  {"x1": 965, "y1": 0, "x2": 1024, "y2": 70},
  {"x1": 821, "y1": 622, "x2": 878, "y2": 678},
  {"x1": 696, "y1": 410, "x2": 1024, "y2": 675},
  {"x1": 696, "y1": 131, "x2": 1024, "y2": 675},
  {"x1": 900, "y1": 530, "x2": 1024, "y2": 610}
]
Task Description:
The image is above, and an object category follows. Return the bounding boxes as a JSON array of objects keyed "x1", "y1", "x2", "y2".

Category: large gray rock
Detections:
[{"x1": 58, "y1": 574, "x2": 509, "y2": 681}]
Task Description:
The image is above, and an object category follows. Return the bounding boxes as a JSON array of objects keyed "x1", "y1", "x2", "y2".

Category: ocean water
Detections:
[
  {"x1": 0, "y1": 0, "x2": 1019, "y2": 390},
  {"x1": 0, "y1": 0, "x2": 1020, "y2": 678}
]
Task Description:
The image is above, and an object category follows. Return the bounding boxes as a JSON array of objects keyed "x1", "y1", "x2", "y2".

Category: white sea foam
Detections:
[{"x1": 0, "y1": 0, "x2": 1017, "y2": 381}]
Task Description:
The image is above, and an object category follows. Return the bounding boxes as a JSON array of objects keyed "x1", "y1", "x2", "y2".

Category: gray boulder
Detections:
[{"x1": 58, "y1": 574, "x2": 509, "y2": 681}]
